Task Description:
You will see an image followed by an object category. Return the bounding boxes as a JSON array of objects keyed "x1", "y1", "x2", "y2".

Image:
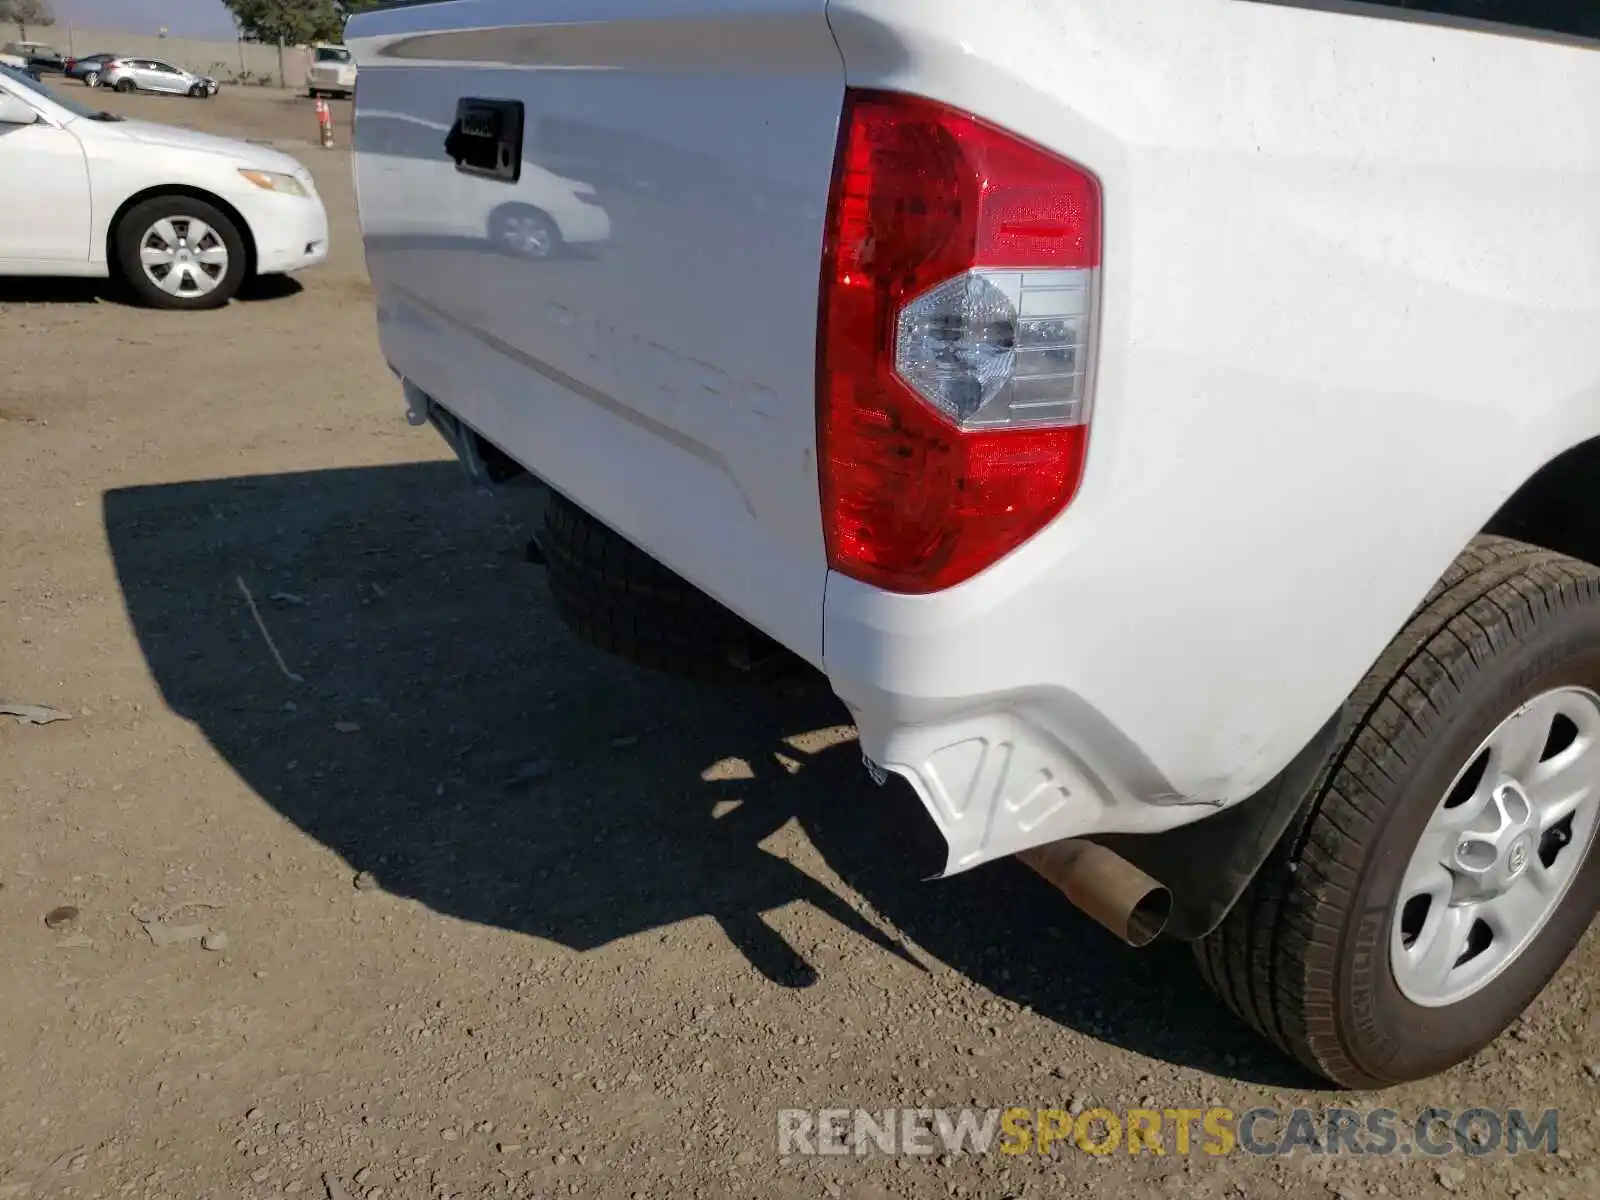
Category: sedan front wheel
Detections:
[{"x1": 115, "y1": 195, "x2": 247, "y2": 311}]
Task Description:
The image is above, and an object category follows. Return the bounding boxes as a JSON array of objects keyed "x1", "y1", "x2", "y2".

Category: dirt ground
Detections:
[{"x1": 2, "y1": 85, "x2": 1598, "y2": 1200}]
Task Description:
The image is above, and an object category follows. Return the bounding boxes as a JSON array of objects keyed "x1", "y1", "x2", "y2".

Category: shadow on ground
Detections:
[
  {"x1": 102, "y1": 461, "x2": 1319, "y2": 1088},
  {"x1": 0, "y1": 278, "x2": 113, "y2": 305},
  {"x1": 0, "y1": 274, "x2": 304, "y2": 306},
  {"x1": 237, "y1": 274, "x2": 307, "y2": 302}
]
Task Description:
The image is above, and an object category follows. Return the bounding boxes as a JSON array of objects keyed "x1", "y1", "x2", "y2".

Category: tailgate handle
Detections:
[{"x1": 444, "y1": 98, "x2": 524, "y2": 184}]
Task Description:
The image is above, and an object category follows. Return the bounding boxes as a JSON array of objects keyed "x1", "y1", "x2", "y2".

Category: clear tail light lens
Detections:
[
  {"x1": 818, "y1": 89, "x2": 1102, "y2": 594},
  {"x1": 895, "y1": 268, "x2": 1093, "y2": 429}
]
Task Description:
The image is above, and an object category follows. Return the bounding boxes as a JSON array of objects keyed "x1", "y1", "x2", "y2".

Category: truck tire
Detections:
[
  {"x1": 1197, "y1": 536, "x2": 1600, "y2": 1087},
  {"x1": 540, "y1": 491, "x2": 799, "y2": 684}
]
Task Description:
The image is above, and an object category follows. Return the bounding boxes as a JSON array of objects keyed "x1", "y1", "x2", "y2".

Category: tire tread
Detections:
[{"x1": 540, "y1": 491, "x2": 797, "y2": 684}]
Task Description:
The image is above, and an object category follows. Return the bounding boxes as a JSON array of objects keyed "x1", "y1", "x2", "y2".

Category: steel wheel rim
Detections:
[
  {"x1": 84, "y1": 71, "x2": 99, "y2": 86},
  {"x1": 1390, "y1": 685, "x2": 1600, "y2": 1007},
  {"x1": 138, "y1": 216, "x2": 229, "y2": 298},
  {"x1": 502, "y1": 214, "x2": 552, "y2": 258}
]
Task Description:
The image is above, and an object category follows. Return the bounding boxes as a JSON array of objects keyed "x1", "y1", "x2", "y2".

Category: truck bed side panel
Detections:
[{"x1": 347, "y1": 0, "x2": 844, "y2": 665}]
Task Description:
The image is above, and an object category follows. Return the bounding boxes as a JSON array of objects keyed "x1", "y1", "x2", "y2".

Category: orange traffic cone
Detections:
[{"x1": 316, "y1": 97, "x2": 334, "y2": 149}]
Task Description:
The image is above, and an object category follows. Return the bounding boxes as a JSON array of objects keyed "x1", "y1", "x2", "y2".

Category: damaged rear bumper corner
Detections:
[{"x1": 849, "y1": 689, "x2": 1342, "y2": 941}]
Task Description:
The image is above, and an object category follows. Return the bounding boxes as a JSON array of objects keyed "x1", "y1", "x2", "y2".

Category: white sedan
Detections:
[
  {"x1": 0, "y1": 66, "x2": 328, "y2": 309},
  {"x1": 357, "y1": 107, "x2": 609, "y2": 260}
]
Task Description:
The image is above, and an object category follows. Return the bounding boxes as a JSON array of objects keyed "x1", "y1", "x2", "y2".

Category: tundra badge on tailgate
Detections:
[{"x1": 444, "y1": 98, "x2": 524, "y2": 184}]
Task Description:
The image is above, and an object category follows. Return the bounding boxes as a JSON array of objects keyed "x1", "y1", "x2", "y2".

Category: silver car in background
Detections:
[{"x1": 102, "y1": 57, "x2": 218, "y2": 98}]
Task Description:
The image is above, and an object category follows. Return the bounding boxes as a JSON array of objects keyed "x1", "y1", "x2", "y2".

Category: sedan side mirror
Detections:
[{"x1": 0, "y1": 93, "x2": 39, "y2": 125}]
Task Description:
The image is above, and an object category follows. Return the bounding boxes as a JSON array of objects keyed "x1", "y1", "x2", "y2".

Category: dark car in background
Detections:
[
  {"x1": 3, "y1": 41, "x2": 66, "y2": 72},
  {"x1": 63, "y1": 53, "x2": 121, "y2": 87}
]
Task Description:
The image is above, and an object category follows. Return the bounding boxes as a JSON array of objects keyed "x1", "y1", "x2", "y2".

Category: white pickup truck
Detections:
[
  {"x1": 305, "y1": 44, "x2": 358, "y2": 99},
  {"x1": 347, "y1": 0, "x2": 1600, "y2": 1087}
]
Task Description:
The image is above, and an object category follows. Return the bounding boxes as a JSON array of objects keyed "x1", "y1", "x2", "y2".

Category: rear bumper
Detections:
[{"x1": 824, "y1": 593, "x2": 1215, "y2": 876}]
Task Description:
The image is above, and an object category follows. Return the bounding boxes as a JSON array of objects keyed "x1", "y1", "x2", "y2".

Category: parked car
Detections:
[
  {"x1": 2, "y1": 41, "x2": 64, "y2": 73},
  {"x1": 0, "y1": 65, "x2": 328, "y2": 309},
  {"x1": 348, "y1": 0, "x2": 1600, "y2": 1090},
  {"x1": 101, "y1": 57, "x2": 218, "y2": 98},
  {"x1": 305, "y1": 44, "x2": 356, "y2": 99},
  {"x1": 63, "y1": 53, "x2": 121, "y2": 88}
]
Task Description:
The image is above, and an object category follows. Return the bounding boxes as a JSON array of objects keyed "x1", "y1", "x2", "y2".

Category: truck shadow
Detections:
[{"x1": 102, "y1": 460, "x2": 1318, "y2": 1089}]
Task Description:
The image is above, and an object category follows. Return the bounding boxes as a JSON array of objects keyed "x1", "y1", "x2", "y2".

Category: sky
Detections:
[{"x1": 52, "y1": 1, "x2": 241, "y2": 39}]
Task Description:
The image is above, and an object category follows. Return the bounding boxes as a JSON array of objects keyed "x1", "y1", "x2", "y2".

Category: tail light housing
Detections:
[{"x1": 818, "y1": 89, "x2": 1102, "y2": 594}]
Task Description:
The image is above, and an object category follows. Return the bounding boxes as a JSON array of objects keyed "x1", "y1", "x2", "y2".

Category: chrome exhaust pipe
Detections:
[{"x1": 1017, "y1": 838, "x2": 1172, "y2": 948}]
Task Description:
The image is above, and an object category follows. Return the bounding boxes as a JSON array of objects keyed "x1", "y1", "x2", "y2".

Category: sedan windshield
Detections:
[{"x1": 0, "y1": 63, "x2": 115, "y2": 120}]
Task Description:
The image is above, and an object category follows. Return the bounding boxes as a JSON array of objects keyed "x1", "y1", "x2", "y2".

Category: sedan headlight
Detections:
[{"x1": 238, "y1": 169, "x2": 308, "y2": 198}]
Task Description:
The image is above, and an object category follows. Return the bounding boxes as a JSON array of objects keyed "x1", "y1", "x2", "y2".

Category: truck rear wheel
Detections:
[
  {"x1": 1197, "y1": 536, "x2": 1600, "y2": 1087},
  {"x1": 540, "y1": 491, "x2": 800, "y2": 684}
]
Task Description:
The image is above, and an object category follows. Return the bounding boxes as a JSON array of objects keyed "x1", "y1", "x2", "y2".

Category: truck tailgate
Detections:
[{"x1": 347, "y1": 0, "x2": 844, "y2": 665}]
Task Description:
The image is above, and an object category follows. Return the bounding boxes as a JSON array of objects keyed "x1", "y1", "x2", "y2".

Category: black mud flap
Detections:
[{"x1": 1093, "y1": 712, "x2": 1343, "y2": 942}]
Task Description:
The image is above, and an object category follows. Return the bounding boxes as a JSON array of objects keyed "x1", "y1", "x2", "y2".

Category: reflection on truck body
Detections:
[{"x1": 357, "y1": 106, "x2": 610, "y2": 260}]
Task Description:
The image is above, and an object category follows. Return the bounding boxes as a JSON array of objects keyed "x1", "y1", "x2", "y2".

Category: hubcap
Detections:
[
  {"x1": 1391, "y1": 686, "x2": 1600, "y2": 1007},
  {"x1": 138, "y1": 216, "x2": 229, "y2": 298}
]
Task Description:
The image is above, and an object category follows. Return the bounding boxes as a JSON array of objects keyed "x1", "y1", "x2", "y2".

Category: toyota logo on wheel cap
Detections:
[{"x1": 1508, "y1": 836, "x2": 1531, "y2": 878}]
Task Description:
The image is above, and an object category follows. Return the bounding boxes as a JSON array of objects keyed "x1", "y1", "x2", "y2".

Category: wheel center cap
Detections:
[
  {"x1": 1507, "y1": 834, "x2": 1533, "y2": 879},
  {"x1": 1448, "y1": 779, "x2": 1540, "y2": 899}
]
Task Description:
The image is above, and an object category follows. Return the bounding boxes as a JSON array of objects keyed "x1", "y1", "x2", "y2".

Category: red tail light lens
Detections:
[{"x1": 818, "y1": 89, "x2": 1102, "y2": 594}]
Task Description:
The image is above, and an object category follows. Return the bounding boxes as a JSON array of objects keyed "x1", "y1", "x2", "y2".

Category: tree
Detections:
[
  {"x1": 1, "y1": 0, "x2": 56, "y2": 40},
  {"x1": 222, "y1": 0, "x2": 379, "y2": 47}
]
